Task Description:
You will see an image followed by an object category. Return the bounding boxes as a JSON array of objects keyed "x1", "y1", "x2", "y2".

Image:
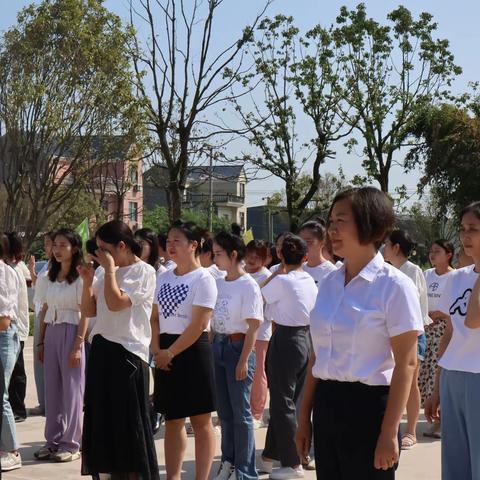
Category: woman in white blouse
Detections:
[
  {"x1": 79, "y1": 220, "x2": 159, "y2": 480},
  {"x1": 296, "y1": 187, "x2": 423, "y2": 480},
  {"x1": 35, "y1": 229, "x2": 86, "y2": 463},
  {"x1": 0, "y1": 233, "x2": 21, "y2": 472},
  {"x1": 211, "y1": 232, "x2": 263, "y2": 480}
]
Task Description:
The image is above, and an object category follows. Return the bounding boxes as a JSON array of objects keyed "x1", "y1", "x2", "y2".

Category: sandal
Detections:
[{"x1": 401, "y1": 433, "x2": 417, "y2": 450}]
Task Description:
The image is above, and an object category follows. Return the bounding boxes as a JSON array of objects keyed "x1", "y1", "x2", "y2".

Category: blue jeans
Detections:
[
  {"x1": 213, "y1": 335, "x2": 257, "y2": 480},
  {"x1": 440, "y1": 369, "x2": 480, "y2": 480},
  {"x1": 0, "y1": 323, "x2": 20, "y2": 451}
]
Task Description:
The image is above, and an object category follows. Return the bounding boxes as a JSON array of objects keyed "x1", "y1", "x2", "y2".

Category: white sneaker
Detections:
[
  {"x1": 257, "y1": 456, "x2": 274, "y2": 474},
  {"x1": 1, "y1": 451, "x2": 22, "y2": 471},
  {"x1": 269, "y1": 466, "x2": 304, "y2": 480},
  {"x1": 215, "y1": 460, "x2": 234, "y2": 480}
]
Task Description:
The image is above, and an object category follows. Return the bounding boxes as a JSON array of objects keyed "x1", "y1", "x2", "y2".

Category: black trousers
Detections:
[
  {"x1": 8, "y1": 341, "x2": 26, "y2": 419},
  {"x1": 313, "y1": 380, "x2": 397, "y2": 480},
  {"x1": 263, "y1": 325, "x2": 311, "y2": 467}
]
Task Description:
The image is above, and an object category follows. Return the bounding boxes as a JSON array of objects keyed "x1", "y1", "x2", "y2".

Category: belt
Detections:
[
  {"x1": 228, "y1": 333, "x2": 245, "y2": 342},
  {"x1": 214, "y1": 332, "x2": 246, "y2": 342}
]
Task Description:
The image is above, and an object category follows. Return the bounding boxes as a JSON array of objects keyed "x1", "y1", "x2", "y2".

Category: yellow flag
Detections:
[{"x1": 243, "y1": 228, "x2": 254, "y2": 245}]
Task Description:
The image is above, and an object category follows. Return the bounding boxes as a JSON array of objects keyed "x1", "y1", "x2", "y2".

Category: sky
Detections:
[{"x1": 2, "y1": 0, "x2": 479, "y2": 207}]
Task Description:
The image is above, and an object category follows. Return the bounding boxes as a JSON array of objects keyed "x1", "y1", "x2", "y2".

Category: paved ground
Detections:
[{"x1": 5, "y1": 338, "x2": 441, "y2": 479}]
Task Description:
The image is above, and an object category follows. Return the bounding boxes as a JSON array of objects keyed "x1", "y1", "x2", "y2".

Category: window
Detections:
[
  {"x1": 128, "y1": 202, "x2": 138, "y2": 222},
  {"x1": 240, "y1": 211, "x2": 245, "y2": 228},
  {"x1": 129, "y1": 167, "x2": 139, "y2": 185},
  {"x1": 239, "y1": 183, "x2": 245, "y2": 198}
]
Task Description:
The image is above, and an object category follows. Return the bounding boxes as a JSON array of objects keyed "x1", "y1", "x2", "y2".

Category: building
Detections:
[
  {"x1": 144, "y1": 164, "x2": 248, "y2": 229},
  {"x1": 62, "y1": 136, "x2": 144, "y2": 230}
]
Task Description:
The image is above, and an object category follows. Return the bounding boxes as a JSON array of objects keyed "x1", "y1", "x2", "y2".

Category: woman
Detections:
[
  {"x1": 259, "y1": 235, "x2": 318, "y2": 480},
  {"x1": 79, "y1": 220, "x2": 159, "y2": 480},
  {"x1": 152, "y1": 220, "x2": 218, "y2": 480},
  {"x1": 244, "y1": 240, "x2": 271, "y2": 429},
  {"x1": 35, "y1": 229, "x2": 86, "y2": 462},
  {"x1": 0, "y1": 233, "x2": 21, "y2": 472},
  {"x1": 298, "y1": 221, "x2": 337, "y2": 286},
  {"x1": 211, "y1": 232, "x2": 263, "y2": 480},
  {"x1": 135, "y1": 227, "x2": 164, "y2": 273},
  {"x1": 383, "y1": 229, "x2": 429, "y2": 450},
  {"x1": 420, "y1": 240, "x2": 455, "y2": 438},
  {"x1": 296, "y1": 187, "x2": 423, "y2": 480},
  {"x1": 425, "y1": 202, "x2": 480, "y2": 480},
  {"x1": 199, "y1": 234, "x2": 226, "y2": 280},
  {"x1": 5, "y1": 232, "x2": 30, "y2": 423}
]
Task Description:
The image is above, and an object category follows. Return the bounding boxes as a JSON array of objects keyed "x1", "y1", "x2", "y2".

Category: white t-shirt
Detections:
[
  {"x1": 12, "y1": 264, "x2": 29, "y2": 340},
  {"x1": 269, "y1": 264, "x2": 281, "y2": 274},
  {"x1": 399, "y1": 260, "x2": 430, "y2": 326},
  {"x1": 438, "y1": 265, "x2": 480, "y2": 373},
  {"x1": 303, "y1": 261, "x2": 337, "y2": 286},
  {"x1": 0, "y1": 261, "x2": 19, "y2": 322},
  {"x1": 211, "y1": 274, "x2": 263, "y2": 334},
  {"x1": 208, "y1": 264, "x2": 226, "y2": 280},
  {"x1": 249, "y1": 267, "x2": 272, "y2": 341},
  {"x1": 262, "y1": 270, "x2": 317, "y2": 327},
  {"x1": 155, "y1": 267, "x2": 217, "y2": 335},
  {"x1": 424, "y1": 268, "x2": 453, "y2": 312},
  {"x1": 44, "y1": 277, "x2": 83, "y2": 326},
  {"x1": 91, "y1": 261, "x2": 156, "y2": 363},
  {"x1": 310, "y1": 252, "x2": 424, "y2": 386}
]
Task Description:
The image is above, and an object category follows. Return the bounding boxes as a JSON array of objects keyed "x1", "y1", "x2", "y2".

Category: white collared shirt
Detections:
[
  {"x1": 0, "y1": 261, "x2": 19, "y2": 321},
  {"x1": 310, "y1": 252, "x2": 423, "y2": 386}
]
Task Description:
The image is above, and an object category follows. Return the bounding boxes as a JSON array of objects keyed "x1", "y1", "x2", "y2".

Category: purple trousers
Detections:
[{"x1": 44, "y1": 323, "x2": 85, "y2": 453}]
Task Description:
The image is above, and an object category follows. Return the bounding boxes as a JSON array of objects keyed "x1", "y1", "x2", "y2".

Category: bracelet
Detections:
[
  {"x1": 36, "y1": 342, "x2": 44, "y2": 347},
  {"x1": 166, "y1": 348, "x2": 175, "y2": 360},
  {"x1": 76, "y1": 335, "x2": 84, "y2": 342}
]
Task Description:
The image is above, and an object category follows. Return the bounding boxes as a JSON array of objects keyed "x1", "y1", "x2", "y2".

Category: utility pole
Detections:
[
  {"x1": 208, "y1": 148, "x2": 213, "y2": 232},
  {"x1": 263, "y1": 196, "x2": 273, "y2": 242}
]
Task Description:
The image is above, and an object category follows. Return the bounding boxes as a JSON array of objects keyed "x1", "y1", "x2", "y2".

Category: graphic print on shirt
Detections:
[
  {"x1": 157, "y1": 283, "x2": 189, "y2": 318},
  {"x1": 429, "y1": 282, "x2": 439, "y2": 292},
  {"x1": 449, "y1": 288, "x2": 472, "y2": 317},
  {"x1": 213, "y1": 298, "x2": 230, "y2": 334}
]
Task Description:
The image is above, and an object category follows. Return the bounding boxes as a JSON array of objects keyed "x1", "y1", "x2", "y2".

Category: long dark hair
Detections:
[
  {"x1": 388, "y1": 229, "x2": 416, "y2": 258},
  {"x1": 48, "y1": 229, "x2": 83, "y2": 284},
  {"x1": 96, "y1": 220, "x2": 142, "y2": 257},
  {"x1": 135, "y1": 227, "x2": 160, "y2": 269},
  {"x1": 6, "y1": 232, "x2": 24, "y2": 262}
]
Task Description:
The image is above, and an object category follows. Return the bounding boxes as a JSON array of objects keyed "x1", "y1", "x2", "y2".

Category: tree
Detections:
[
  {"x1": 333, "y1": 3, "x2": 461, "y2": 193},
  {"x1": 0, "y1": 0, "x2": 143, "y2": 246},
  {"x1": 130, "y1": 0, "x2": 270, "y2": 222},
  {"x1": 265, "y1": 170, "x2": 349, "y2": 222},
  {"x1": 406, "y1": 102, "x2": 480, "y2": 216},
  {"x1": 235, "y1": 15, "x2": 349, "y2": 230},
  {"x1": 143, "y1": 206, "x2": 230, "y2": 233}
]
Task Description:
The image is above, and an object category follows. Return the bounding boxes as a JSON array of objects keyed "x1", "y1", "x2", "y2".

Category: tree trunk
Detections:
[{"x1": 168, "y1": 180, "x2": 183, "y2": 223}]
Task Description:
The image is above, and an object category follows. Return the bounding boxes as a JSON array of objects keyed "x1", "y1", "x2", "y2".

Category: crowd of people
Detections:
[{"x1": 0, "y1": 186, "x2": 479, "y2": 480}]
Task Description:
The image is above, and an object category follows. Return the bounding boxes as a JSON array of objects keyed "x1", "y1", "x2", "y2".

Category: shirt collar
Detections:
[{"x1": 341, "y1": 251, "x2": 385, "y2": 283}]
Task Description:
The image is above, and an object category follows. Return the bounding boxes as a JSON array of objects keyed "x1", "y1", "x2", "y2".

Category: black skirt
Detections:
[
  {"x1": 81, "y1": 335, "x2": 160, "y2": 480},
  {"x1": 154, "y1": 332, "x2": 216, "y2": 420}
]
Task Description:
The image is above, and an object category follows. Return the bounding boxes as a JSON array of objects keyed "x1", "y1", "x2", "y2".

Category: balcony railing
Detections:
[{"x1": 183, "y1": 193, "x2": 245, "y2": 205}]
